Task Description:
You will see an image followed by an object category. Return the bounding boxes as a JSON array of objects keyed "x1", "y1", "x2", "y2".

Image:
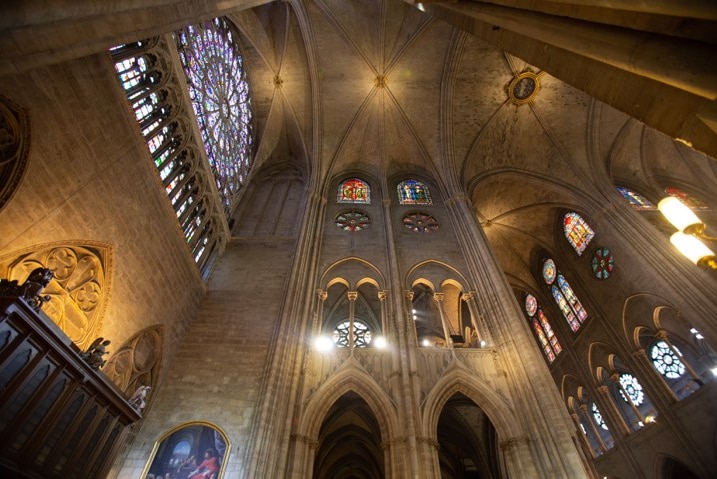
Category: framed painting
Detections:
[{"x1": 141, "y1": 421, "x2": 230, "y2": 479}]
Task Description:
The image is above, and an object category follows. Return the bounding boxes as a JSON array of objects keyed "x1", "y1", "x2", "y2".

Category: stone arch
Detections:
[
  {"x1": 421, "y1": 367, "x2": 521, "y2": 442},
  {"x1": 321, "y1": 256, "x2": 386, "y2": 289},
  {"x1": 298, "y1": 362, "x2": 398, "y2": 443}
]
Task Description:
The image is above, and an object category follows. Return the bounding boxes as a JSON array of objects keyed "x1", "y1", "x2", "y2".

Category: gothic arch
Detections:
[
  {"x1": 298, "y1": 362, "x2": 398, "y2": 442},
  {"x1": 421, "y1": 367, "x2": 521, "y2": 442},
  {"x1": 321, "y1": 257, "x2": 386, "y2": 288}
]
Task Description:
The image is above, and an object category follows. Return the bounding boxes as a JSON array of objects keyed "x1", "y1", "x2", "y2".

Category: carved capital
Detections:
[
  {"x1": 317, "y1": 289, "x2": 327, "y2": 301},
  {"x1": 632, "y1": 348, "x2": 647, "y2": 359},
  {"x1": 378, "y1": 289, "x2": 389, "y2": 300},
  {"x1": 405, "y1": 290, "x2": 414, "y2": 300},
  {"x1": 347, "y1": 291, "x2": 358, "y2": 301},
  {"x1": 461, "y1": 291, "x2": 474, "y2": 301},
  {"x1": 655, "y1": 329, "x2": 669, "y2": 340},
  {"x1": 433, "y1": 292, "x2": 445, "y2": 302}
]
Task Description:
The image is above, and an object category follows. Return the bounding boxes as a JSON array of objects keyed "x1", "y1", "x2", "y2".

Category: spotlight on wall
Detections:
[
  {"x1": 374, "y1": 336, "x2": 387, "y2": 349},
  {"x1": 314, "y1": 335, "x2": 334, "y2": 352},
  {"x1": 711, "y1": 367, "x2": 717, "y2": 377},
  {"x1": 644, "y1": 415, "x2": 657, "y2": 424},
  {"x1": 658, "y1": 197, "x2": 717, "y2": 269},
  {"x1": 422, "y1": 339, "x2": 431, "y2": 347}
]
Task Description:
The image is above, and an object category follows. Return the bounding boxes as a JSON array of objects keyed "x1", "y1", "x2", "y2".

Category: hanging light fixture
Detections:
[{"x1": 658, "y1": 197, "x2": 717, "y2": 269}]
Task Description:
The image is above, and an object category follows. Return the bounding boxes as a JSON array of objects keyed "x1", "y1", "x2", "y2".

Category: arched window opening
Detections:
[
  {"x1": 543, "y1": 259, "x2": 588, "y2": 332},
  {"x1": 411, "y1": 284, "x2": 445, "y2": 347},
  {"x1": 644, "y1": 333, "x2": 703, "y2": 400},
  {"x1": 524, "y1": 293, "x2": 561, "y2": 363},
  {"x1": 602, "y1": 361, "x2": 657, "y2": 431},
  {"x1": 320, "y1": 282, "x2": 383, "y2": 350},
  {"x1": 176, "y1": 17, "x2": 254, "y2": 216},
  {"x1": 615, "y1": 186, "x2": 655, "y2": 210},
  {"x1": 337, "y1": 178, "x2": 370, "y2": 204},
  {"x1": 563, "y1": 212, "x2": 595, "y2": 255},
  {"x1": 572, "y1": 391, "x2": 614, "y2": 457},
  {"x1": 397, "y1": 179, "x2": 433, "y2": 205},
  {"x1": 664, "y1": 186, "x2": 709, "y2": 210}
]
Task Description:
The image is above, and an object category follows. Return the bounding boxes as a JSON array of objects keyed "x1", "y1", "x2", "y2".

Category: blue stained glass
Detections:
[
  {"x1": 397, "y1": 179, "x2": 433, "y2": 205},
  {"x1": 616, "y1": 186, "x2": 655, "y2": 210},
  {"x1": 557, "y1": 274, "x2": 588, "y2": 323}
]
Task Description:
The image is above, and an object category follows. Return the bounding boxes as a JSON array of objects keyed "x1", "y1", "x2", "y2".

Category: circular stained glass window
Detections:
[
  {"x1": 591, "y1": 247, "x2": 614, "y2": 280},
  {"x1": 618, "y1": 373, "x2": 644, "y2": 406},
  {"x1": 403, "y1": 212, "x2": 439, "y2": 233},
  {"x1": 335, "y1": 211, "x2": 370, "y2": 231},
  {"x1": 650, "y1": 340, "x2": 685, "y2": 379},
  {"x1": 332, "y1": 320, "x2": 372, "y2": 348},
  {"x1": 591, "y1": 402, "x2": 608, "y2": 430},
  {"x1": 525, "y1": 294, "x2": 538, "y2": 317},
  {"x1": 542, "y1": 259, "x2": 557, "y2": 284},
  {"x1": 177, "y1": 17, "x2": 253, "y2": 213}
]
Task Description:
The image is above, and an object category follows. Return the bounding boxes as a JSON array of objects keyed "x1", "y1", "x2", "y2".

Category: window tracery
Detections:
[
  {"x1": 524, "y1": 294, "x2": 561, "y2": 363},
  {"x1": 110, "y1": 37, "x2": 228, "y2": 275},
  {"x1": 543, "y1": 259, "x2": 588, "y2": 332},
  {"x1": 615, "y1": 186, "x2": 655, "y2": 210},
  {"x1": 176, "y1": 17, "x2": 254, "y2": 214}
]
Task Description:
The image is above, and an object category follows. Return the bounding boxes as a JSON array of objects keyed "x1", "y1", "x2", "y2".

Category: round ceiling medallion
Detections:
[
  {"x1": 507, "y1": 71, "x2": 541, "y2": 105},
  {"x1": 335, "y1": 211, "x2": 370, "y2": 231},
  {"x1": 403, "y1": 212, "x2": 439, "y2": 233},
  {"x1": 591, "y1": 247, "x2": 614, "y2": 280}
]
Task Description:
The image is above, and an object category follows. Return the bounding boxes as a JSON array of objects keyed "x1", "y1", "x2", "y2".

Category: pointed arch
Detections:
[{"x1": 298, "y1": 362, "x2": 398, "y2": 442}]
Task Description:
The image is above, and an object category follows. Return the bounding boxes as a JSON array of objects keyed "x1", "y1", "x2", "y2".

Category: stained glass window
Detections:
[
  {"x1": 616, "y1": 186, "x2": 655, "y2": 210},
  {"x1": 563, "y1": 212, "x2": 595, "y2": 255},
  {"x1": 403, "y1": 213, "x2": 439, "y2": 233},
  {"x1": 665, "y1": 186, "x2": 709, "y2": 210},
  {"x1": 333, "y1": 320, "x2": 372, "y2": 348},
  {"x1": 335, "y1": 211, "x2": 370, "y2": 231},
  {"x1": 557, "y1": 275, "x2": 588, "y2": 322},
  {"x1": 525, "y1": 294, "x2": 538, "y2": 317},
  {"x1": 544, "y1": 259, "x2": 588, "y2": 332},
  {"x1": 525, "y1": 294, "x2": 561, "y2": 363},
  {"x1": 618, "y1": 373, "x2": 645, "y2": 406},
  {"x1": 111, "y1": 40, "x2": 219, "y2": 273},
  {"x1": 542, "y1": 259, "x2": 557, "y2": 284},
  {"x1": 650, "y1": 341, "x2": 685, "y2": 379},
  {"x1": 177, "y1": 17, "x2": 254, "y2": 215},
  {"x1": 397, "y1": 179, "x2": 433, "y2": 205},
  {"x1": 337, "y1": 178, "x2": 370, "y2": 204}
]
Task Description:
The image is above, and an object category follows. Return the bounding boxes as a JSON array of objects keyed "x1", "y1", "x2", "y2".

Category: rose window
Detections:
[
  {"x1": 335, "y1": 211, "x2": 370, "y2": 231},
  {"x1": 403, "y1": 212, "x2": 439, "y2": 233}
]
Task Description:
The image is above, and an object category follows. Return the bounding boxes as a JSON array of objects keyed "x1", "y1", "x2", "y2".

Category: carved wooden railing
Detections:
[{"x1": 0, "y1": 295, "x2": 140, "y2": 478}]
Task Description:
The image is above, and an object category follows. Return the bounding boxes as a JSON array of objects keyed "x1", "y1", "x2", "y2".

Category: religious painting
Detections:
[
  {"x1": 337, "y1": 178, "x2": 370, "y2": 204},
  {"x1": 142, "y1": 422, "x2": 229, "y2": 479}
]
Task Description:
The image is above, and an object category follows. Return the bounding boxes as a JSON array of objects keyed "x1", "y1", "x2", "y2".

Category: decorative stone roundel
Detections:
[
  {"x1": 335, "y1": 211, "x2": 370, "y2": 231},
  {"x1": 591, "y1": 247, "x2": 614, "y2": 280},
  {"x1": 0, "y1": 95, "x2": 30, "y2": 212},
  {"x1": 507, "y1": 71, "x2": 541, "y2": 105},
  {"x1": 403, "y1": 212, "x2": 439, "y2": 233}
]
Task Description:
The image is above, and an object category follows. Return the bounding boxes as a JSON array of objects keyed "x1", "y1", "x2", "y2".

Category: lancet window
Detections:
[
  {"x1": 563, "y1": 212, "x2": 594, "y2": 255},
  {"x1": 543, "y1": 259, "x2": 588, "y2": 332},
  {"x1": 524, "y1": 294, "x2": 562, "y2": 363}
]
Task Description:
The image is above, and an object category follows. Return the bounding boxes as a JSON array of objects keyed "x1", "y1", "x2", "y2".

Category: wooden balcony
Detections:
[{"x1": 0, "y1": 295, "x2": 140, "y2": 478}]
